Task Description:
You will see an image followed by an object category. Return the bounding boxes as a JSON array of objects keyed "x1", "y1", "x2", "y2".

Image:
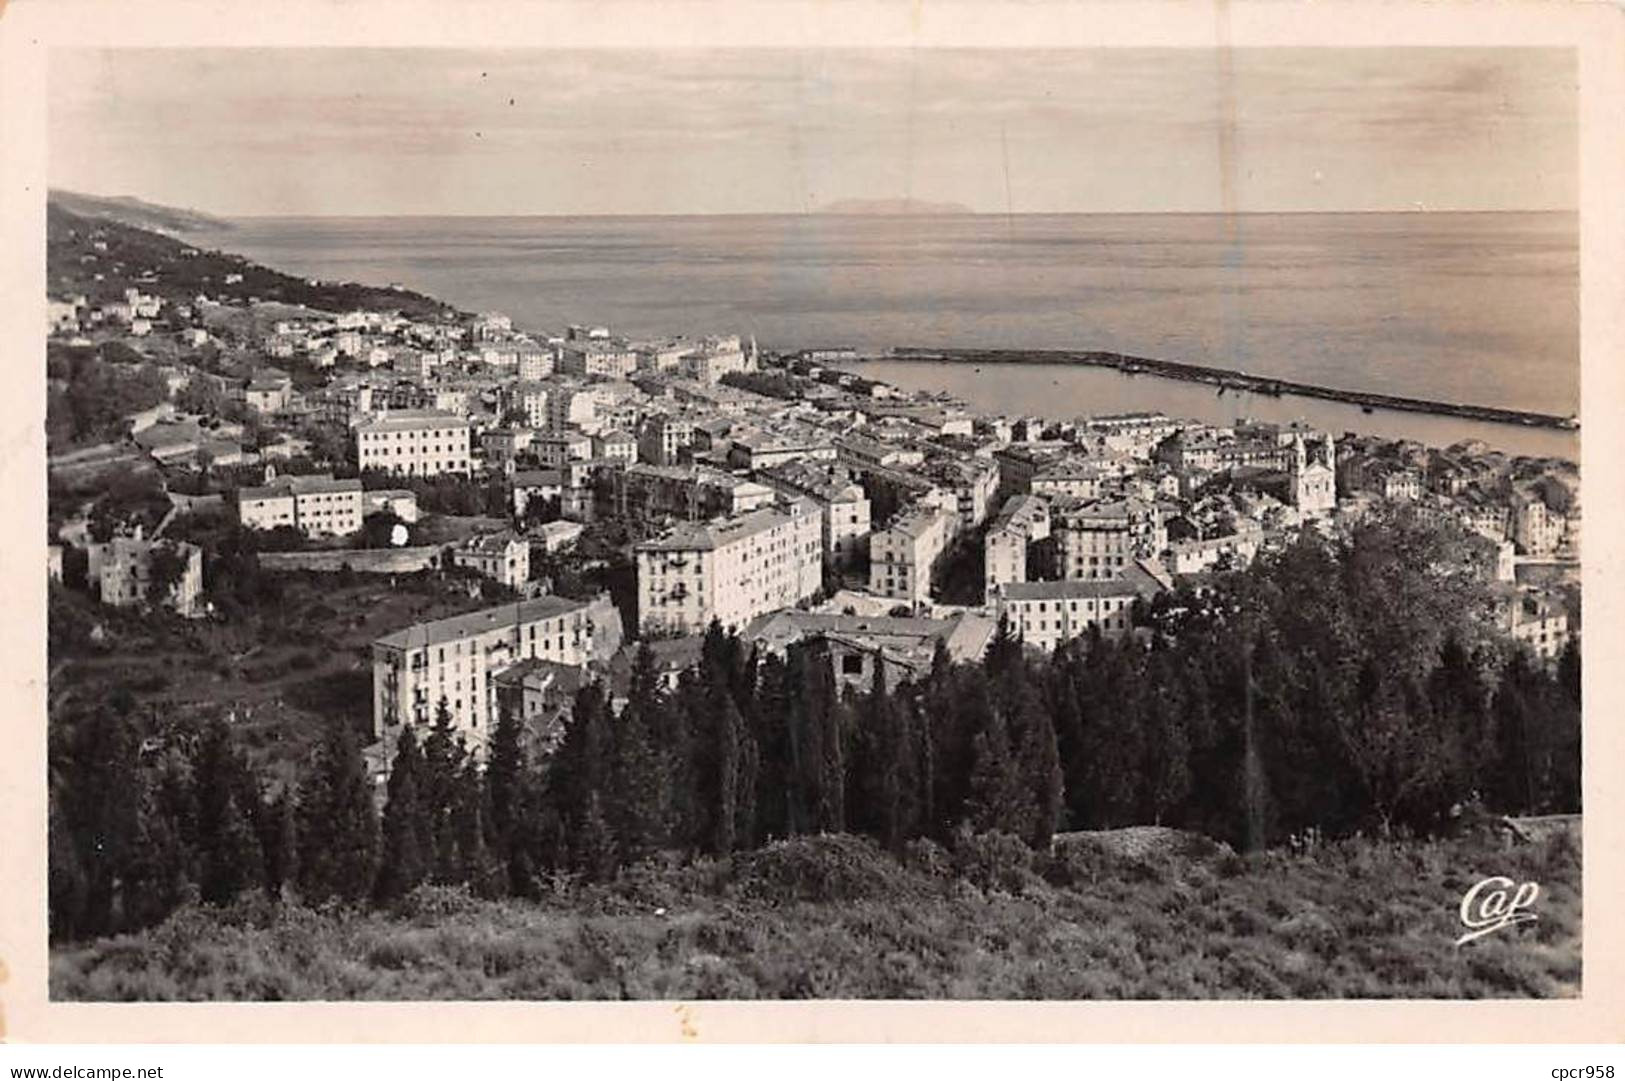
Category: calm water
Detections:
[{"x1": 197, "y1": 211, "x2": 1578, "y2": 457}]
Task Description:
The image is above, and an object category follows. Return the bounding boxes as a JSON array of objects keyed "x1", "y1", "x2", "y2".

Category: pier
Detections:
[{"x1": 885, "y1": 348, "x2": 1579, "y2": 432}]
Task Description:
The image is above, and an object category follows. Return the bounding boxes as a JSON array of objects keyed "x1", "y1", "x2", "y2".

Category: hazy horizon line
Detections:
[
  {"x1": 50, "y1": 188, "x2": 1576, "y2": 223},
  {"x1": 217, "y1": 206, "x2": 1577, "y2": 222}
]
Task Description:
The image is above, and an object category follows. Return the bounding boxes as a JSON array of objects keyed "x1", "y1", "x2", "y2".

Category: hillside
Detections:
[
  {"x1": 51, "y1": 830, "x2": 1580, "y2": 1001},
  {"x1": 47, "y1": 201, "x2": 460, "y2": 321},
  {"x1": 50, "y1": 189, "x2": 234, "y2": 234}
]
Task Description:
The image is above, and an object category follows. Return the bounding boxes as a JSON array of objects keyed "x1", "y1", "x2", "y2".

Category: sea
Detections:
[{"x1": 195, "y1": 211, "x2": 1579, "y2": 460}]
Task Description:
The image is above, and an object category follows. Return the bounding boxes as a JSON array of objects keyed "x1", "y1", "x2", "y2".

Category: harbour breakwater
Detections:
[{"x1": 886, "y1": 348, "x2": 1579, "y2": 432}]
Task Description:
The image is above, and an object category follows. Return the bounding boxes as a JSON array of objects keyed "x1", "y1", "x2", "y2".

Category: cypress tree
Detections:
[
  {"x1": 609, "y1": 644, "x2": 670, "y2": 863},
  {"x1": 421, "y1": 698, "x2": 465, "y2": 883},
  {"x1": 576, "y1": 789, "x2": 618, "y2": 881},
  {"x1": 374, "y1": 728, "x2": 430, "y2": 904},
  {"x1": 63, "y1": 705, "x2": 147, "y2": 936},
  {"x1": 297, "y1": 718, "x2": 379, "y2": 905},
  {"x1": 266, "y1": 787, "x2": 299, "y2": 900},
  {"x1": 485, "y1": 704, "x2": 526, "y2": 860},
  {"x1": 453, "y1": 760, "x2": 507, "y2": 897},
  {"x1": 193, "y1": 719, "x2": 264, "y2": 906}
]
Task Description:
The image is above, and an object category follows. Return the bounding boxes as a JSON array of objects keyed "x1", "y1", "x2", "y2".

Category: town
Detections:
[{"x1": 46, "y1": 203, "x2": 1581, "y2": 800}]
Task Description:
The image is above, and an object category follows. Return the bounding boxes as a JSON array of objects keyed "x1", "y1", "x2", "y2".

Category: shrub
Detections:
[
  {"x1": 950, "y1": 827, "x2": 1041, "y2": 895},
  {"x1": 732, "y1": 834, "x2": 925, "y2": 904}
]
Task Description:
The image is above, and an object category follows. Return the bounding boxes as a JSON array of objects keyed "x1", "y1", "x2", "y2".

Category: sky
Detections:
[{"x1": 48, "y1": 47, "x2": 1576, "y2": 217}]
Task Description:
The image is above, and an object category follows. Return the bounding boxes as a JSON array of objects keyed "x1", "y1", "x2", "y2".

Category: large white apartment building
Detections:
[
  {"x1": 868, "y1": 504, "x2": 955, "y2": 609},
  {"x1": 993, "y1": 568, "x2": 1163, "y2": 653},
  {"x1": 635, "y1": 498, "x2": 824, "y2": 635},
  {"x1": 759, "y1": 460, "x2": 873, "y2": 568},
  {"x1": 237, "y1": 473, "x2": 364, "y2": 538},
  {"x1": 356, "y1": 410, "x2": 473, "y2": 476},
  {"x1": 371, "y1": 593, "x2": 623, "y2": 749}
]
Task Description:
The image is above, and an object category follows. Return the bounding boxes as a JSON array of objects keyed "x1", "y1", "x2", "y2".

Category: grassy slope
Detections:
[
  {"x1": 50, "y1": 831, "x2": 1580, "y2": 1001},
  {"x1": 49, "y1": 570, "x2": 503, "y2": 778}
]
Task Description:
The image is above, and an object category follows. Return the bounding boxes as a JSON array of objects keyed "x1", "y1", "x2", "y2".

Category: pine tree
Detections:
[{"x1": 374, "y1": 728, "x2": 430, "y2": 904}]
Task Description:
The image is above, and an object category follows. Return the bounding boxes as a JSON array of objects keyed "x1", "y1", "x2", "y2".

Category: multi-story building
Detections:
[
  {"x1": 1511, "y1": 489, "x2": 1563, "y2": 556},
  {"x1": 1050, "y1": 497, "x2": 1138, "y2": 581},
  {"x1": 393, "y1": 350, "x2": 439, "y2": 382},
  {"x1": 637, "y1": 414, "x2": 694, "y2": 466},
  {"x1": 592, "y1": 428, "x2": 638, "y2": 464},
  {"x1": 450, "y1": 531, "x2": 531, "y2": 589},
  {"x1": 365, "y1": 489, "x2": 420, "y2": 523},
  {"x1": 87, "y1": 535, "x2": 205, "y2": 618},
  {"x1": 244, "y1": 374, "x2": 293, "y2": 414},
  {"x1": 516, "y1": 346, "x2": 555, "y2": 381},
  {"x1": 728, "y1": 427, "x2": 839, "y2": 471},
  {"x1": 371, "y1": 593, "x2": 624, "y2": 750},
  {"x1": 868, "y1": 504, "x2": 955, "y2": 609},
  {"x1": 507, "y1": 381, "x2": 550, "y2": 428},
  {"x1": 1155, "y1": 427, "x2": 1291, "y2": 475},
  {"x1": 993, "y1": 566, "x2": 1164, "y2": 653},
  {"x1": 356, "y1": 410, "x2": 473, "y2": 477},
  {"x1": 634, "y1": 339, "x2": 692, "y2": 373},
  {"x1": 680, "y1": 341, "x2": 749, "y2": 384},
  {"x1": 1166, "y1": 524, "x2": 1263, "y2": 575},
  {"x1": 1085, "y1": 412, "x2": 1182, "y2": 458},
  {"x1": 545, "y1": 386, "x2": 600, "y2": 432},
  {"x1": 915, "y1": 455, "x2": 1000, "y2": 532},
  {"x1": 635, "y1": 499, "x2": 824, "y2": 635},
  {"x1": 758, "y1": 460, "x2": 873, "y2": 568},
  {"x1": 611, "y1": 463, "x2": 777, "y2": 523},
  {"x1": 1502, "y1": 591, "x2": 1571, "y2": 662},
  {"x1": 480, "y1": 427, "x2": 535, "y2": 472},
  {"x1": 237, "y1": 473, "x2": 364, "y2": 537},
  {"x1": 838, "y1": 432, "x2": 926, "y2": 471},
  {"x1": 536, "y1": 431, "x2": 594, "y2": 468},
  {"x1": 983, "y1": 494, "x2": 1051, "y2": 599},
  {"x1": 558, "y1": 339, "x2": 637, "y2": 379}
]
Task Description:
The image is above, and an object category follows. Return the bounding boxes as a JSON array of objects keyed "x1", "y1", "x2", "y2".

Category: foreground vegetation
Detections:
[
  {"x1": 51, "y1": 829, "x2": 1580, "y2": 1000},
  {"x1": 49, "y1": 510, "x2": 1580, "y2": 952}
]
